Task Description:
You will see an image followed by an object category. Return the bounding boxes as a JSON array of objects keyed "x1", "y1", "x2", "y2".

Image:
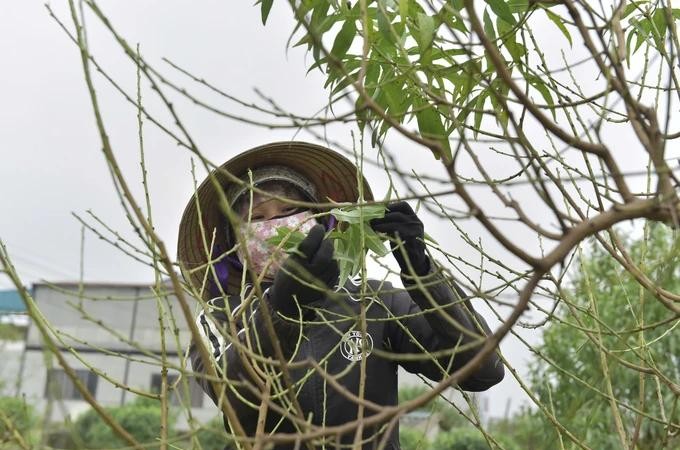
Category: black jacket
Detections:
[{"x1": 189, "y1": 268, "x2": 504, "y2": 449}]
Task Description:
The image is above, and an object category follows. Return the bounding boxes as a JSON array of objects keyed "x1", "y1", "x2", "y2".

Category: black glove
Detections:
[
  {"x1": 370, "y1": 201, "x2": 430, "y2": 277},
  {"x1": 268, "y1": 224, "x2": 339, "y2": 317}
]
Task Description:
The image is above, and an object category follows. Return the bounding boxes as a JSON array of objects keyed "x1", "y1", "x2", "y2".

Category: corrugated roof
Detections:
[{"x1": 0, "y1": 289, "x2": 26, "y2": 313}]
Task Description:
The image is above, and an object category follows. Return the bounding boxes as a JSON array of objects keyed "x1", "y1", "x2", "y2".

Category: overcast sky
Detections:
[
  {"x1": 1, "y1": 1, "x2": 339, "y2": 286},
  {"x1": 2, "y1": 1, "x2": 677, "y2": 419},
  {"x1": 3, "y1": 1, "x2": 666, "y2": 286}
]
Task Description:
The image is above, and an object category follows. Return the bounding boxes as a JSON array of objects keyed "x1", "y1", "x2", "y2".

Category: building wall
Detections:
[
  {"x1": 18, "y1": 349, "x2": 216, "y2": 427},
  {"x1": 26, "y1": 284, "x2": 195, "y2": 354},
  {"x1": 0, "y1": 341, "x2": 24, "y2": 396},
  {"x1": 20, "y1": 283, "x2": 216, "y2": 429}
]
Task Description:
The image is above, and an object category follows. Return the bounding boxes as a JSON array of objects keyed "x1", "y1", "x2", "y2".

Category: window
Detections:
[
  {"x1": 44, "y1": 369, "x2": 98, "y2": 400},
  {"x1": 150, "y1": 373, "x2": 204, "y2": 408}
]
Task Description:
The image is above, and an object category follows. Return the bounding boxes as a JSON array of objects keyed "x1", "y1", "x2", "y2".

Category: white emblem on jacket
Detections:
[{"x1": 340, "y1": 330, "x2": 373, "y2": 361}]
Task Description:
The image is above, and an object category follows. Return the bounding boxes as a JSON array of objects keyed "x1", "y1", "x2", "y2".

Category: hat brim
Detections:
[{"x1": 176, "y1": 141, "x2": 373, "y2": 299}]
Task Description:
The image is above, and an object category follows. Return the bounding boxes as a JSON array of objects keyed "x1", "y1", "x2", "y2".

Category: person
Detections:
[{"x1": 177, "y1": 142, "x2": 504, "y2": 450}]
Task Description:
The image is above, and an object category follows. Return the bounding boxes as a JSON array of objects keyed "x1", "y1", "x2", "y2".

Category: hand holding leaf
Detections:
[
  {"x1": 267, "y1": 204, "x2": 390, "y2": 288},
  {"x1": 329, "y1": 204, "x2": 390, "y2": 287}
]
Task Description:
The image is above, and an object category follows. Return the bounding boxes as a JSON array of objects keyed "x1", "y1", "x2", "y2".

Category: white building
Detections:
[{"x1": 15, "y1": 281, "x2": 216, "y2": 428}]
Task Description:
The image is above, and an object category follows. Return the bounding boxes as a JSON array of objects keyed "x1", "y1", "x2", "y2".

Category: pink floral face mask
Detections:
[{"x1": 236, "y1": 210, "x2": 316, "y2": 279}]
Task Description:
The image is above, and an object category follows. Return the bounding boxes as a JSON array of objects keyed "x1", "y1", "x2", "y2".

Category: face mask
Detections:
[{"x1": 236, "y1": 210, "x2": 316, "y2": 279}]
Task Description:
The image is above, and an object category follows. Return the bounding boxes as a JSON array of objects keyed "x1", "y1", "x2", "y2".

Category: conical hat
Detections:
[{"x1": 176, "y1": 141, "x2": 373, "y2": 299}]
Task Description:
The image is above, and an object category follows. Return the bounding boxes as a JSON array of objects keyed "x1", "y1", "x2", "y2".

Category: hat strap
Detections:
[
  {"x1": 325, "y1": 215, "x2": 337, "y2": 231},
  {"x1": 208, "y1": 244, "x2": 243, "y2": 298}
]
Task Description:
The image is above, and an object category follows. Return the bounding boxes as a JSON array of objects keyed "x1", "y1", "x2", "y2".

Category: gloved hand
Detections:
[
  {"x1": 370, "y1": 201, "x2": 430, "y2": 277},
  {"x1": 268, "y1": 224, "x2": 339, "y2": 317}
]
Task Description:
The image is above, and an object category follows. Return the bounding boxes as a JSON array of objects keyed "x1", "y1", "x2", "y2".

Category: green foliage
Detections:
[
  {"x1": 493, "y1": 435, "x2": 522, "y2": 450},
  {"x1": 398, "y1": 385, "x2": 466, "y2": 431},
  {"x1": 260, "y1": 1, "x2": 680, "y2": 161},
  {"x1": 437, "y1": 406, "x2": 467, "y2": 432},
  {"x1": 432, "y1": 427, "x2": 490, "y2": 450},
  {"x1": 431, "y1": 427, "x2": 521, "y2": 450},
  {"x1": 399, "y1": 426, "x2": 429, "y2": 450},
  {"x1": 623, "y1": 1, "x2": 680, "y2": 56},
  {"x1": 193, "y1": 416, "x2": 236, "y2": 450},
  {"x1": 259, "y1": 0, "x2": 584, "y2": 159},
  {"x1": 527, "y1": 224, "x2": 680, "y2": 450},
  {"x1": 0, "y1": 396, "x2": 36, "y2": 444},
  {"x1": 329, "y1": 204, "x2": 388, "y2": 285},
  {"x1": 74, "y1": 397, "x2": 173, "y2": 449},
  {"x1": 266, "y1": 226, "x2": 307, "y2": 250},
  {"x1": 488, "y1": 411, "x2": 544, "y2": 450},
  {"x1": 330, "y1": 204, "x2": 386, "y2": 224},
  {"x1": 269, "y1": 204, "x2": 388, "y2": 286},
  {"x1": 398, "y1": 385, "x2": 437, "y2": 410},
  {"x1": 258, "y1": 0, "x2": 274, "y2": 25}
]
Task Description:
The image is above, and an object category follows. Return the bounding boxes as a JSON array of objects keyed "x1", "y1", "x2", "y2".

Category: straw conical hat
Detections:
[{"x1": 177, "y1": 141, "x2": 373, "y2": 298}]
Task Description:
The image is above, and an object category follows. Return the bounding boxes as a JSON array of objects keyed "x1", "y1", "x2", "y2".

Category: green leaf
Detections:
[
  {"x1": 496, "y1": 18, "x2": 525, "y2": 62},
  {"x1": 414, "y1": 98, "x2": 452, "y2": 160},
  {"x1": 342, "y1": 226, "x2": 361, "y2": 284},
  {"x1": 451, "y1": 59, "x2": 481, "y2": 104},
  {"x1": 331, "y1": 204, "x2": 386, "y2": 224},
  {"x1": 423, "y1": 232, "x2": 438, "y2": 244},
  {"x1": 365, "y1": 60, "x2": 381, "y2": 95},
  {"x1": 631, "y1": 18, "x2": 652, "y2": 53},
  {"x1": 331, "y1": 19, "x2": 357, "y2": 60},
  {"x1": 260, "y1": 0, "x2": 274, "y2": 25},
  {"x1": 416, "y1": 13, "x2": 436, "y2": 51},
  {"x1": 507, "y1": 0, "x2": 530, "y2": 13},
  {"x1": 543, "y1": 8, "x2": 572, "y2": 46},
  {"x1": 398, "y1": 0, "x2": 409, "y2": 22},
  {"x1": 528, "y1": 76, "x2": 556, "y2": 120},
  {"x1": 473, "y1": 91, "x2": 488, "y2": 138},
  {"x1": 456, "y1": 96, "x2": 475, "y2": 124},
  {"x1": 489, "y1": 80, "x2": 510, "y2": 129},
  {"x1": 483, "y1": 8, "x2": 497, "y2": 44},
  {"x1": 425, "y1": 47, "x2": 468, "y2": 62},
  {"x1": 382, "y1": 77, "x2": 409, "y2": 119},
  {"x1": 486, "y1": 0, "x2": 516, "y2": 25},
  {"x1": 362, "y1": 223, "x2": 390, "y2": 257},
  {"x1": 377, "y1": 1, "x2": 396, "y2": 44},
  {"x1": 333, "y1": 238, "x2": 352, "y2": 287},
  {"x1": 625, "y1": 26, "x2": 636, "y2": 66},
  {"x1": 622, "y1": 1, "x2": 648, "y2": 19},
  {"x1": 451, "y1": 0, "x2": 464, "y2": 11},
  {"x1": 447, "y1": 14, "x2": 469, "y2": 33},
  {"x1": 310, "y1": 3, "x2": 333, "y2": 44},
  {"x1": 328, "y1": 204, "x2": 392, "y2": 285},
  {"x1": 651, "y1": 8, "x2": 668, "y2": 49},
  {"x1": 266, "y1": 227, "x2": 307, "y2": 251}
]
